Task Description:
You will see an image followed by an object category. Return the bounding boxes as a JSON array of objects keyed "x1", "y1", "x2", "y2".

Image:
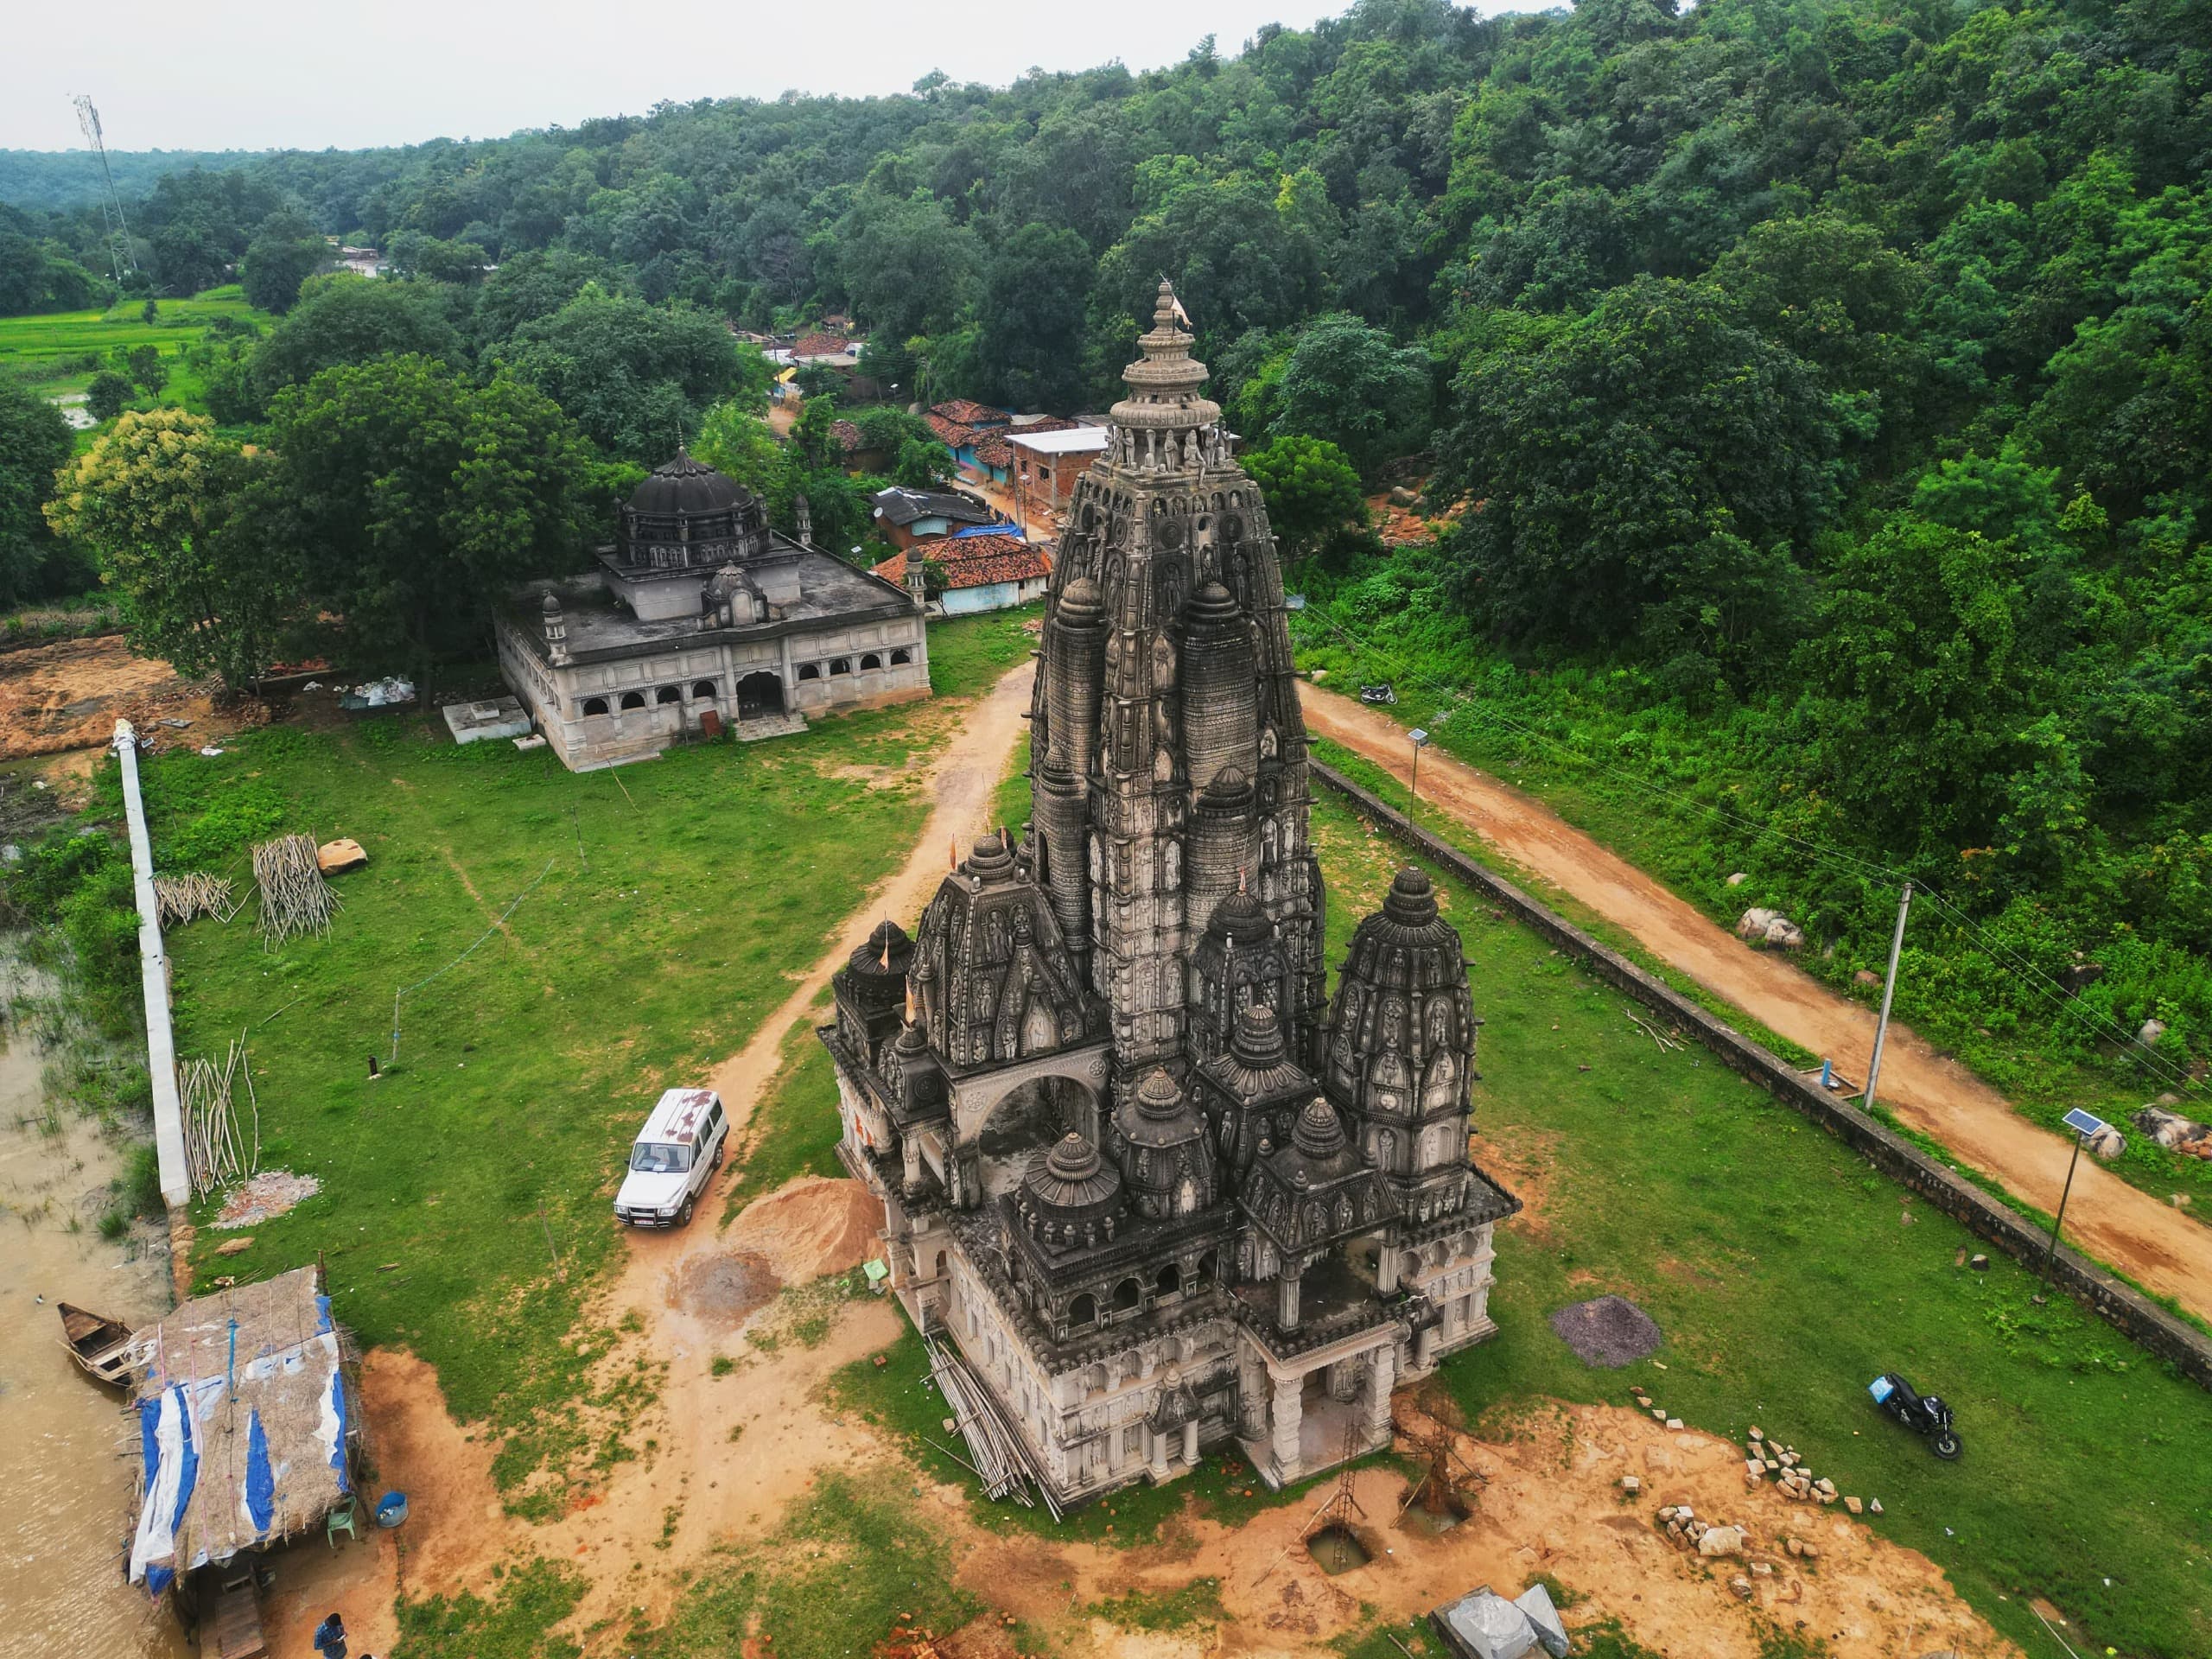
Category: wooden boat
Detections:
[{"x1": 56, "y1": 1301, "x2": 136, "y2": 1386}]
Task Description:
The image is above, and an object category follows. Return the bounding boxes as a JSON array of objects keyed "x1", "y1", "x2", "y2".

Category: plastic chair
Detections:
[{"x1": 326, "y1": 1499, "x2": 358, "y2": 1548}]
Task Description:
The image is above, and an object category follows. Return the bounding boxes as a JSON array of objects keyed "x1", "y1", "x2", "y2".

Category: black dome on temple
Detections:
[{"x1": 617, "y1": 448, "x2": 768, "y2": 570}]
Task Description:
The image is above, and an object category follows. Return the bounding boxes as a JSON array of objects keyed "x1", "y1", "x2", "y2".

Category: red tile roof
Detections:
[
  {"x1": 792, "y1": 332, "x2": 852, "y2": 358},
  {"x1": 830, "y1": 418, "x2": 865, "y2": 454},
  {"x1": 925, "y1": 412, "x2": 980, "y2": 448},
  {"x1": 970, "y1": 435, "x2": 1014, "y2": 469},
  {"x1": 1010, "y1": 416, "x2": 1084, "y2": 435},
  {"x1": 931, "y1": 398, "x2": 1008, "y2": 428},
  {"x1": 877, "y1": 533, "x2": 1052, "y2": 590}
]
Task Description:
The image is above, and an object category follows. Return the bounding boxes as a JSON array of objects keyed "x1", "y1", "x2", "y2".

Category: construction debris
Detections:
[
  {"x1": 153, "y1": 871, "x2": 239, "y2": 928},
  {"x1": 178, "y1": 1034, "x2": 259, "y2": 1198},
  {"x1": 252, "y1": 833, "x2": 340, "y2": 943}
]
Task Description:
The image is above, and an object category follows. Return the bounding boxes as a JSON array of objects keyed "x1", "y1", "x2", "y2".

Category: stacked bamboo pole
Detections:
[
  {"x1": 153, "y1": 872, "x2": 240, "y2": 927},
  {"x1": 179, "y1": 1033, "x2": 260, "y2": 1198},
  {"x1": 922, "y1": 1330, "x2": 1060, "y2": 1516},
  {"x1": 252, "y1": 835, "x2": 340, "y2": 944}
]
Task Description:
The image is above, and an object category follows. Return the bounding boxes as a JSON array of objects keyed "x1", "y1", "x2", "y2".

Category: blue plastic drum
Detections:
[{"x1": 375, "y1": 1491, "x2": 409, "y2": 1529}]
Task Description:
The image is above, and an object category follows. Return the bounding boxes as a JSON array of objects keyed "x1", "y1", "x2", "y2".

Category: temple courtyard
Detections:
[{"x1": 124, "y1": 613, "x2": 2211, "y2": 1659}]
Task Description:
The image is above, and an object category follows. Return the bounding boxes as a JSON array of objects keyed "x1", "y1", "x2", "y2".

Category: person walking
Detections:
[{"x1": 312, "y1": 1611, "x2": 347, "y2": 1659}]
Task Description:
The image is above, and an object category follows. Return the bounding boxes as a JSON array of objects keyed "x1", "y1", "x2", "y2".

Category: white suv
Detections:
[{"x1": 613, "y1": 1089, "x2": 728, "y2": 1228}]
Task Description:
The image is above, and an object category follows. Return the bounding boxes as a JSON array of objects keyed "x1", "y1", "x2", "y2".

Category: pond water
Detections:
[{"x1": 0, "y1": 1005, "x2": 188, "y2": 1658}]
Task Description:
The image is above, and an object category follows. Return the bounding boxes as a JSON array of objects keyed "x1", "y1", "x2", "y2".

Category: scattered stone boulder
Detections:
[
  {"x1": 1514, "y1": 1582, "x2": 1572, "y2": 1659},
  {"x1": 1737, "y1": 907, "x2": 1806, "y2": 950},
  {"x1": 2060, "y1": 963, "x2": 2106, "y2": 995},
  {"x1": 1844, "y1": 1496, "x2": 1863, "y2": 1515},
  {"x1": 2139, "y1": 1017, "x2": 2168, "y2": 1046},
  {"x1": 1699, "y1": 1525, "x2": 1746, "y2": 1558},
  {"x1": 2085, "y1": 1124, "x2": 2127, "y2": 1160},
  {"x1": 1853, "y1": 969, "x2": 1882, "y2": 987},
  {"x1": 1726, "y1": 872, "x2": 1750, "y2": 887},
  {"x1": 1666, "y1": 1417, "x2": 1684, "y2": 1431},
  {"x1": 1969, "y1": 1253, "x2": 1991, "y2": 1271},
  {"x1": 1869, "y1": 1498, "x2": 1884, "y2": 1514},
  {"x1": 1387, "y1": 485, "x2": 1419, "y2": 508},
  {"x1": 316, "y1": 837, "x2": 368, "y2": 875},
  {"x1": 214, "y1": 1236, "x2": 253, "y2": 1256},
  {"x1": 2135, "y1": 1104, "x2": 2212, "y2": 1159},
  {"x1": 1619, "y1": 1475, "x2": 1641, "y2": 1495},
  {"x1": 1729, "y1": 1576, "x2": 1754, "y2": 1601}
]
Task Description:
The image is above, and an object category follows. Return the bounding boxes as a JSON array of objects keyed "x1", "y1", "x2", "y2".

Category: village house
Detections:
[
  {"x1": 873, "y1": 531, "x2": 1053, "y2": 615},
  {"x1": 871, "y1": 485, "x2": 1003, "y2": 551},
  {"x1": 496, "y1": 449, "x2": 931, "y2": 770},
  {"x1": 1009, "y1": 425, "x2": 1113, "y2": 525},
  {"x1": 823, "y1": 282, "x2": 1516, "y2": 1510}
]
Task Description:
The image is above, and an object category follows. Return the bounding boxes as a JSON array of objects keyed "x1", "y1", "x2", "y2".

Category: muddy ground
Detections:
[{"x1": 0, "y1": 634, "x2": 266, "y2": 766}]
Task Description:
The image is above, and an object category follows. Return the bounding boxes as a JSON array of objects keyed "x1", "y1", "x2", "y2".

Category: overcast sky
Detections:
[{"x1": 3, "y1": 0, "x2": 1535, "y2": 154}]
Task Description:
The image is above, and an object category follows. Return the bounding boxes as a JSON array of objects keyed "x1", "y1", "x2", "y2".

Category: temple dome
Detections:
[
  {"x1": 1024, "y1": 1132, "x2": 1122, "y2": 1213},
  {"x1": 1207, "y1": 885, "x2": 1271, "y2": 947},
  {"x1": 629, "y1": 448, "x2": 753, "y2": 518},
  {"x1": 846, "y1": 918, "x2": 912, "y2": 978}
]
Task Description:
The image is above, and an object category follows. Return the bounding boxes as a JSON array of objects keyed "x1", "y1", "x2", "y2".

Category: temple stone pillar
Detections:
[
  {"x1": 1107, "y1": 1422, "x2": 1124, "y2": 1473},
  {"x1": 1237, "y1": 1351, "x2": 1268, "y2": 1440},
  {"x1": 1376, "y1": 1243, "x2": 1400, "y2": 1295},
  {"x1": 1147, "y1": 1425, "x2": 1170, "y2": 1482},
  {"x1": 1269, "y1": 1374, "x2": 1302, "y2": 1474},
  {"x1": 1182, "y1": 1418, "x2": 1199, "y2": 1465},
  {"x1": 1365, "y1": 1343, "x2": 1395, "y2": 1433},
  {"x1": 1277, "y1": 1269, "x2": 1300, "y2": 1332},
  {"x1": 1329, "y1": 1358, "x2": 1359, "y2": 1403},
  {"x1": 1416, "y1": 1322, "x2": 1440, "y2": 1371}
]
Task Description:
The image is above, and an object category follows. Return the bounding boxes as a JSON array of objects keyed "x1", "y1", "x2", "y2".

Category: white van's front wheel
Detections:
[{"x1": 679, "y1": 1196, "x2": 696, "y2": 1226}]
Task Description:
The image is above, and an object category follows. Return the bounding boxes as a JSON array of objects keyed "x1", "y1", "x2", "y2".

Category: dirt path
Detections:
[
  {"x1": 704, "y1": 657, "x2": 1037, "y2": 1143},
  {"x1": 1302, "y1": 683, "x2": 2212, "y2": 1322}
]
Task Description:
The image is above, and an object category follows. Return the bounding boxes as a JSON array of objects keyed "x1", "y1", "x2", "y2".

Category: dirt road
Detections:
[
  {"x1": 1302, "y1": 684, "x2": 2212, "y2": 1323},
  {"x1": 705, "y1": 657, "x2": 1036, "y2": 1140}
]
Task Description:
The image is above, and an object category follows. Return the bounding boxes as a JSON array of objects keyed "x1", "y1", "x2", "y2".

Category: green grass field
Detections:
[
  {"x1": 137, "y1": 598, "x2": 2210, "y2": 1655},
  {"x1": 138, "y1": 610, "x2": 1033, "y2": 1514},
  {"x1": 0, "y1": 285, "x2": 269, "y2": 412}
]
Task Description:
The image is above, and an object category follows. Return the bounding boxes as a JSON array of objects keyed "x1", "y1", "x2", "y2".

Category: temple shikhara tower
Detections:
[{"x1": 823, "y1": 282, "x2": 1518, "y2": 1503}]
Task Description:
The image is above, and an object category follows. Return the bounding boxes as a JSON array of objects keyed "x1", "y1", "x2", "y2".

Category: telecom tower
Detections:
[{"x1": 71, "y1": 95, "x2": 137, "y2": 284}]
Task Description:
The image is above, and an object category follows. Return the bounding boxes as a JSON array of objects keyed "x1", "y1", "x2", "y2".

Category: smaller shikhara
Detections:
[{"x1": 822, "y1": 283, "x2": 1518, "y2": 1507}]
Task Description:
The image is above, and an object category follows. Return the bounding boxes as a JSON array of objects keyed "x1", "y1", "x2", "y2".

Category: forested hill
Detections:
[
  {"x1": 0, "y1": 149, "x2": 265, "y2": 213},
  {"x1": 7, "y1": 0, "x2": 2212, "y2": 1095}
]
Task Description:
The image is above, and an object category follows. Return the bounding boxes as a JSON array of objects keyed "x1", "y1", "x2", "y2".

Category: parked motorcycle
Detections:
[
  {"x1": 1358, "y1": 683, "x2": 1398, "y2": 705},
  {"x1": 1869, "y1": 1371, "x2": 1961, "y2": 1459}
]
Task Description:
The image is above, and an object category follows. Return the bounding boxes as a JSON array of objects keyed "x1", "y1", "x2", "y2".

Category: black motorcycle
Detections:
[
  {"x1": 1869, "y1": 1371, "x2": 1961, "y2": 1459},
  {"x1": 1358, "y1": 683, "x2": 1399, "y2": 706}
]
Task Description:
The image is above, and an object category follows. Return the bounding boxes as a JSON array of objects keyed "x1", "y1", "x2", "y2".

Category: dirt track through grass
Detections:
[{"x1": 1303, "y1": 683, "x2": 2212, "y2": 1326}]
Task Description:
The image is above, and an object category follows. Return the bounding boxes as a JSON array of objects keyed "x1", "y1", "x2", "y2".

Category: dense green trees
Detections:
[
  {"x1": 44, "y1": 410, "x2": 290, "y2": 686},
  {"x1": 257, "y1": 356, "x2": 596, "y2": 690},
  {"x1": 497, "y1": 285, "x2": 755, "y2": 461},
  {"x1": 0, "y1": 381, "x2": 76, "y2": 602}
]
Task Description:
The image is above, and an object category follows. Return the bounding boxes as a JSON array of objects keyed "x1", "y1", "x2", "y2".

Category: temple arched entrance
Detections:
[
  {"x1": 971, "y1": 1073, "x2": 1103, "y2": 1198},
  {"x1": 735, "y1": 671, "x2": 783, "y2": 721}
]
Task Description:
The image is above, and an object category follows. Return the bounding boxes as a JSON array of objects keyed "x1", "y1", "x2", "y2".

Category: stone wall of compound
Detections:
[{"x1": 1311, "y1": 760, "x2": 2212, "y2": 1393}]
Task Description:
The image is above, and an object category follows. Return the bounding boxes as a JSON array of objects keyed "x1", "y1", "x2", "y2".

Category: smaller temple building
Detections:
[{"x1": 497, "y1": 450, "x2": 931, "y2": 771}]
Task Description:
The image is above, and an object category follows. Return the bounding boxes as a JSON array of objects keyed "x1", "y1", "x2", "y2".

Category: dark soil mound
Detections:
[{"x1": 1548, "y1": 1294, "x2": 1663, "y2": 1368}]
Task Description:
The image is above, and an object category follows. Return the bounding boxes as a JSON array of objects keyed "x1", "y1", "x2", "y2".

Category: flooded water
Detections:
[
  {"x1": 1306, "y1": 1523, "x2": 1373, "y2": 1573},
  {"x1": 0, "y1": 1010, "x2": 188, "y2": 1659}
]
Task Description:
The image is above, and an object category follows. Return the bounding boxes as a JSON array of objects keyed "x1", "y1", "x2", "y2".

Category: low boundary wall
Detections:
[
  {"x1": 1311, "y1": 760, "x2": 2212, "y2": 1391},
  {"x1": 112, "y1": 720, "x2": 189, "y2": 1208}
]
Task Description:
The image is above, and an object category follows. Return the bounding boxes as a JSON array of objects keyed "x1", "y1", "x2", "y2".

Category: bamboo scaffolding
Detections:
[
  {"x1": 153, "y1": 871, "x2": 241, "y2": 927},
  {"x1": 177, "y1": 1033, "x2": 261, "y2": 1198},
  {"x1": 252, "y1": 835, "x2": 340, "y2": 944}
]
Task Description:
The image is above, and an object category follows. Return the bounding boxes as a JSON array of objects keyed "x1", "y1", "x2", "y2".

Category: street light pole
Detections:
[
  {"x1": 1863, "y1": 880, "x2": 1913, "y2": 1117},
  {"x1": 2045, "y1": 1133, "x2": 2085, "y2": 1282},
  {"x1": 1408, "y1": 728, "x2": 1430, "y2": 801}
]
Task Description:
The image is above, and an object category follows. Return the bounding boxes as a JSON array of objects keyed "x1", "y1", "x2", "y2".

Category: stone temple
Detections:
[{"x1": 823, "y1": 283, "x2": 1518, "y2": 1503}]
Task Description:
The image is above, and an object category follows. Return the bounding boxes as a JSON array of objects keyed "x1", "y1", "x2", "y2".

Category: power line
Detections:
[{"x1": 1299, "y1": 607, "x2": 2201, "y2": 1094}]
